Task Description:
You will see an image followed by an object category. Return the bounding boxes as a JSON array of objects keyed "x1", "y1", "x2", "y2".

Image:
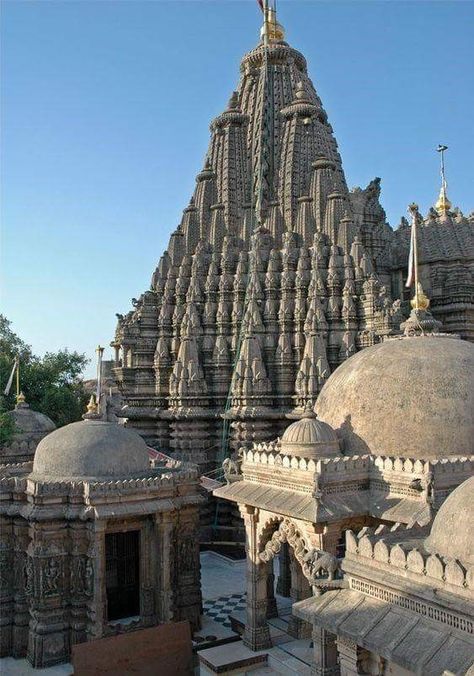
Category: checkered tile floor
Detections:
[{"x1": 202, "y1": 593, "x2": 246, "y2": 627}]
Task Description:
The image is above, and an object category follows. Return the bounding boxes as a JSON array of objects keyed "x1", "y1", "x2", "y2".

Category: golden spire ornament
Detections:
[
  {"x1": 259, "y1": 0, "x2": 284, "y2": 43},
  {"x1": 435, "y1": 144, "x2": 452, "y2": 215},
  {"x1": 86, "y1": 394, "x2": 97, "y2": 416}
]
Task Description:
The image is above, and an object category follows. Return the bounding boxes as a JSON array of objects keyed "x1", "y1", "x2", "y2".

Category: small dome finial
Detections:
[
  {"x1": 15, "y1": 391, "x2": 27, "y2": 408},
  {"x1": 83, "y1": 394, "x2": 99, "y2": 420}
]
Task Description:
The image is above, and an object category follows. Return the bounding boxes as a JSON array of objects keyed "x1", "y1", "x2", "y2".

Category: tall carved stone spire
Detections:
[{"x1": 113, "y1": 14, "x2": 404, "y2": 473}]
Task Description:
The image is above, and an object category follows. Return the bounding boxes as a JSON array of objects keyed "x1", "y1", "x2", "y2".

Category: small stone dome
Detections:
[
  {"x1": 32, "y1": 420, "x2": 151, "y2": 480},
  {"x1": 280, "y1": 413, "x2": 340, "y2": 459},
  {"x1": 7, "y1": 399, "x2": 55, "y2": 436},
  {"x1": 425, "y1": 476, "x2": 474, "y2": 565},
  {"x1": 316, "y1": 335, "x2": 474, "y2": 458}
]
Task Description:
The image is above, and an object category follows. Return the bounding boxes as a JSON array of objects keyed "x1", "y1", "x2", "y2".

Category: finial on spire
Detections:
[
  {"x1": 16, "y1": 390, "x2": 26, "y2": 404},
  {"x1": 259, "y1": 0, "x2": 285, "y2": 43},
  {"x1": 435, "y1": 144, "x2": 452, "y2": 215}
]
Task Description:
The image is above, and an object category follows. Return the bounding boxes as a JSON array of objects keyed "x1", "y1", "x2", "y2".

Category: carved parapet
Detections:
[{"x1": 345, "y1": 526, "x2": 473, "y2": 592}]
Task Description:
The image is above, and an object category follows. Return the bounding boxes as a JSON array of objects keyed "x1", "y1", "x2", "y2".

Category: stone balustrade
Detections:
[{"x1": 345, "y1": 525, "x2": 474, "y2": 593}]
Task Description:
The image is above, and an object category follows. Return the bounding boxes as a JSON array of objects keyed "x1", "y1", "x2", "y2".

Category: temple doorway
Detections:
[{"x1": 105, "y1": 530, "x2": 140, "y2": 621}]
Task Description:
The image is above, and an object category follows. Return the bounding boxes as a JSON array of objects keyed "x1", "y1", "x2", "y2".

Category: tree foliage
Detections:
[{"x1": 0, "y1": 315, "x2": 90, "y2": 427}]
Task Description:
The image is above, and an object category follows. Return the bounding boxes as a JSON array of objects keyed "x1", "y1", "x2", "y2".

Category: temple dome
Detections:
[
  {"x1": 7, "y1": 399, "x2": 55, "y2": 436},
  {"x1": 315, "y1": 335, "x2": 474, "y2": 459},
  {"x1": 280, "y1": 413, "x2": 340, "y2": 458},
  {"x1": 425, "y1": 476, "x2": 474, "y2": 565},
  {"x1": 32, "y1": 420, "x2": 150, "y2": 480}
]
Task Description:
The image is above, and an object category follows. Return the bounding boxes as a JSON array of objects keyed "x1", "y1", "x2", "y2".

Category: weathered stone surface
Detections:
[
  {"x1": 32, "y1": 420, "x2": 151, "y2": 479},
  {"x1": 316, "y1": 334, "x2": 474, "y2": 458},
  {"x1": 425, "y1": 475, "x2": 474, "y2": 564}
]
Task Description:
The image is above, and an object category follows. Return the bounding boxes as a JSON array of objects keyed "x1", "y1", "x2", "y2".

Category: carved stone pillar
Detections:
[
  {"x1": 87, "y1": 520, "x2": 107, "y2": 639},
  {"x1": 287, "y1": 552, "x2": 312, "y2": 639},
  {"x1": 0, "y1": 515, "x2": 14, "y2": 657},
  {"x1": 140, "y1": 518, "x2": 156, "y2": 626},
  {"x1": 155, "y1": 513, "x2": 174, "y2": 624},
  {"x1": 265, "y1": 560, "x2": 278, "y2": 619},
  {"x1": 241, "y1": 506, "x2": 272, "y2": 651},
  {"x1": 276, "y1": 541, "x2": 291, "y2": 597},
  {"x1": 12, "y1": 517, "x2": 29, "y2": 658},
  {"x1": 69, "y1": 522, "x2": 91, "y2": 649},
  {"x1": 173, "y1": 507, "x2": 202, "y2": 632},
  {"x1": 322, "y1": 523, "x2": 342, "y2": 557},
  {"x1": 311, "y1": 627, "x2": 340, "y2": 676},
  {"x1": 26, "y1": 521, "x2": 70, "y2": 668},
  {"x1": 337, "y1": 637, "x2": 360, "y2": 676}
]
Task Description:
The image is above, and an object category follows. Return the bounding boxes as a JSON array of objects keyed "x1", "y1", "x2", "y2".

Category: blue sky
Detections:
[{"x1": 2, "y1": 0, "x2": 473, "y2": 378}]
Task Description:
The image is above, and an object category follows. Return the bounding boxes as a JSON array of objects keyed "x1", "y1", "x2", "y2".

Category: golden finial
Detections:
[
  {"x1": 16, "y1": 391, "x2": 26, "y2": 405},
  {"x1": 435, "y1": 144, "x2": 452, "y2": 215},
  {"x1": 260, "y1": 1, "x2": 285, "y2": 43},
  {"x1": 410, "y1": 282, "x2": 430, "y2": 311},
  {"x1": 86, "y1": 394, "x2": 98, "y2": 415}
]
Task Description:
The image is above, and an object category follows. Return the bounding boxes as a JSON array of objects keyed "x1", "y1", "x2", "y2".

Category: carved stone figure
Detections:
[
  {"x1": 222, "y1": 456, "x2": 241, "y2": 484},
  {"x1": 303, "y1": 549, "x2": 340, "y2": 582},
  {"x1": 42, "y1": 557, "x2": 61, "y2": 597}
]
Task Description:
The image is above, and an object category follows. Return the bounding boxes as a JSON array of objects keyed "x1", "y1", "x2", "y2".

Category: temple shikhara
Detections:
[
  {"x1": 111, "y1": 7, "x2": 474, "y2": 474},
  {"x1": 1, "y1": 3, "x2": 473, "y2": 675}
]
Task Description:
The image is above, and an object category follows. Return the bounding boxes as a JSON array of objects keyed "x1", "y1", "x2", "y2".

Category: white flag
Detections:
[
  {"x1": 3, "y1": 357, "x2": 18, "y2": 396},
  {"x1": 405, "y1": 222, "x2": 416, "y2": 288}
]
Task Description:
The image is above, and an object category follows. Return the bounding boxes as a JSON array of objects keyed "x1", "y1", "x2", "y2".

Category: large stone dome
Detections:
[
  {"x1": 315, "y1": 335, "x2": 474, "y2": 459},
  {"x1": 32, "y1": 420, "x2": 151, "y2": 480},
  {"x1": 280, "y1": 413, "x2": 340, "y2": 458},
  {"x1": 425, "y1": 476, "x2": 474, "y2": 565}
]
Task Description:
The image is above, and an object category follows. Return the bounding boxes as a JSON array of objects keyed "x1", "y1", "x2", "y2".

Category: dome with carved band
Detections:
[
  {"x1": 316, "y1": 334, "x2": 474, "y2": 459},
  {"x1": 280, "y1": 412, "x2": 340, "y2": 459}
]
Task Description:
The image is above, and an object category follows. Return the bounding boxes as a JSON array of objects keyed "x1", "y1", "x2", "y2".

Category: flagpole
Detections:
[
  {"x1": 408, "y1": 203, "x2": 420, "y2": 311},
  {"x1": 95, "y1": 345, "x2": 105, "y2": 413},
  {"x1": 16, "y1": 355, "x2": 20, "y2": 399}
]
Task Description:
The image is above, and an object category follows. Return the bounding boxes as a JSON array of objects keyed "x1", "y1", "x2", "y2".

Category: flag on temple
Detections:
[
  {"x1": 405, "y1": 219, "x2": 416, "y2": 288},
  {"x1": 3, "y1": 356, "x2": 18, "y2": 395},
  {"x1": 257, "y1": 0, "x2": 264, "y2": 11}
]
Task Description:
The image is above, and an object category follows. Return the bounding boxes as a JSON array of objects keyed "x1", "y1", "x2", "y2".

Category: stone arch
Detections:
[{"x1": 258, "y1": 518, "x2": 311, "y2": 582}]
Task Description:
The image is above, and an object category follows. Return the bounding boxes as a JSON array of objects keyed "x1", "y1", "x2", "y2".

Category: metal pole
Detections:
[
  {"x1": 95, "y1": 345, "x2": 105, "y2": 411},
  {"x1": 413, "y1": 215, "x2": 419, "y2": 311},
  {"x1": 16, "y1": 356, "x2": 20, "y2": 398}
]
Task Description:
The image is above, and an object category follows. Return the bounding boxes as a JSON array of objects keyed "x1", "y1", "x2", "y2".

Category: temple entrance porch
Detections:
[{"x1": 240, "y1": 506, "x2": 323, "y2": 652}]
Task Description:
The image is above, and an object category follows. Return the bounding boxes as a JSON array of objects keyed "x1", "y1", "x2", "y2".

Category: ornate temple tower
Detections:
[{"x1": 112, "y1": 9, "x2": 462, "y2": 467}]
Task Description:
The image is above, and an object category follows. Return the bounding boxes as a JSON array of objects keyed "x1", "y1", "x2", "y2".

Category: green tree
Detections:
[{"x1": 0, "y1": 315, "x2": 90, "y2": 427}]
